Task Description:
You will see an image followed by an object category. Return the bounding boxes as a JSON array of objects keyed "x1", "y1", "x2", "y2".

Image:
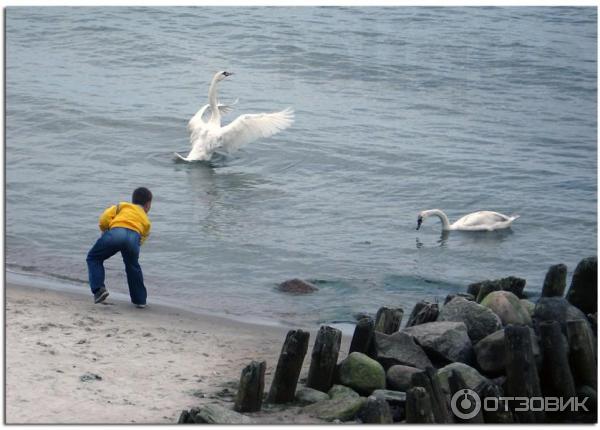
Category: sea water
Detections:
[{"x1": 6, "y1": 7, "x2": 597, "y2": 328}]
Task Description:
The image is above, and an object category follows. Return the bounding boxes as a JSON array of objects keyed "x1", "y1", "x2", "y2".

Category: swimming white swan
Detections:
[
  {"x1": 175, "y1": 71, "x2": 294, "y2": 162},
  {"x1": 416, "y1": 209, "x2": 519, "y2": 231}
]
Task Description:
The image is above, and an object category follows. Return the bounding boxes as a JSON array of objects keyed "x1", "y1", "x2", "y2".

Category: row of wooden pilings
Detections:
[
  {"x1": 233, "y1": 306, "x2": 405, "y2": 413},
  {"x1": 232, "y1": 308, "x2": 596, "y2": 423}
]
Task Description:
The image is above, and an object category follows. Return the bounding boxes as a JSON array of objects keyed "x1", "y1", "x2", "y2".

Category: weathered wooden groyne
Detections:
[{"x1": 178, "y1": 256, "x2": 597, "y2": 424}]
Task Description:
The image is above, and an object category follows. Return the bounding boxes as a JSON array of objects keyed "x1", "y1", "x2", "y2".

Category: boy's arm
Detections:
[
  {"x1": 140, "y1": 222, "x2": 151, "y2": 245},
  {"x1": 98, "y1": 205, "x2": 118, "y2": 232}
]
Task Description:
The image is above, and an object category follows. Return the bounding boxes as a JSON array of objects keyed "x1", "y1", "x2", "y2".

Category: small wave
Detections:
[{"x1": 7, "y1": 264, "x2": 88, "y2": 285}]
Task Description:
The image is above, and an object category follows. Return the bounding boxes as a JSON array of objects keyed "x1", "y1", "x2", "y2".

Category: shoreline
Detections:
[
  {"x1": 5, "y1": 281, "x2": 349, "y2": 424},
  {"x1": 6, "y1": 269, "x2": 300, "y2": 332}
]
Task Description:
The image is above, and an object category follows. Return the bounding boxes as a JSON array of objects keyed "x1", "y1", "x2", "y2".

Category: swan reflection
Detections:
[{"x1": 416, "y1": 230, "x2": 450, "y2": 248}]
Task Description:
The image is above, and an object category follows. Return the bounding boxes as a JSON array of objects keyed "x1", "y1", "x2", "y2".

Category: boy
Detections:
[{"x1": 86, "y1": 187, "x2": 152, "y2": 307}]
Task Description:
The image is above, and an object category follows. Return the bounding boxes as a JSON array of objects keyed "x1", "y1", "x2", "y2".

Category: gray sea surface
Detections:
[{"x1": 6, "y1": 7, "x2": 597, "y2": 328}]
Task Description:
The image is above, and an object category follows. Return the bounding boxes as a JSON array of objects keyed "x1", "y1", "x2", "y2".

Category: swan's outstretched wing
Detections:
[
  {"x1": 187, "y1": 99, "x2": 240, "y2": 133},
  {"x1": 187, "y1": 105, "x2": 210, "y2": 133},
  {"x1": 217, "y1": 108, "x2": 294, "y2": 153}
]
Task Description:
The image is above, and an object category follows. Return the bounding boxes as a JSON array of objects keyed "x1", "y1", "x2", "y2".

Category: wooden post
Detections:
[
  {"x1": 374, "y1": 306, "x2": 403, "y2": 334},
  {"x1": 358, "y1": 396, "x2": 394, "y2": 424},
  {"x1": 178, "y1": 409, "x2": 193, "y2": 424},
  {"x1": 541, "y1": 263, "x2": 567, "y2": 297},
  {"x1": 234, "y1": 360, "x2": 266, "y2": 412},
  {"x1": 476, "y1": 281, "x2": 500, "y2": 303},
  {"x1": 267, "y1": 329, "x2": 310, "y2": 403},
  {"x1": 539, "y1": 321, "x2": 577, "y2": 397},
  {"x1": 349, "y1": 317, "x2": 374, "y2": 355},
  {"x1": 306, "y1": 325, "x2": 342, "y2": 393},
  {"x1": 406, "y1": 301, "x2": 439, "y2": 328},
  {"x1": 478, "y1": 381, "x2": 513, "y2": 423},
  {"x1": 405, "y1": 386, "x2": 435, "y2": 423},
  {"x1": 447, "y1": 370, "x2": 484, "y2": 423},
  {"x1": 504, "y1": 324, "x2": 545, "y2": 423},
  {"x1": 411, "y1": 367, "x2": 452, "y2": 423},
  {"x1": 567, "y1": 319, "x2": 597, "y2": 389}
]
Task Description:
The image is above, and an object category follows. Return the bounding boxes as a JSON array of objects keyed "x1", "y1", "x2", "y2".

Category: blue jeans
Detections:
[{"x1": 86, "y1": 227, "x2": 147, "y2": 305}]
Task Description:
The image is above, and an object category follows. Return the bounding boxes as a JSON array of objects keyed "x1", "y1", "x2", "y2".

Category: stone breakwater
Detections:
[{"x1": 178, "y1": 256, "x2": 597, "y2": 424}]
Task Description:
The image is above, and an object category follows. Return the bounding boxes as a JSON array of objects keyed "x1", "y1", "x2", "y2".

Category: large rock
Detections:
[
  {"x1": 444, "y1": 292, "x2": 475, "y2": 305},
  {"x1": 303, "y1": 394, "x2": 367, "y2": 422},
  {"x1": 474, "y1": 328, "x2": 541, "y2": 376},
  {"x1": 277, "y1": 278, "x2": 318, "y2": 294},
  {"x1": 338, "y1": 352, "x2": 386, "y2": 396},
  {"x1": 402, "y1": 321, "x2": 473, "y2": 364},
  {"x1": 296, "y1": 386, "x2": 330, "y2": 405},
  {"x1": 374, "y1": 331, "x2": 432, "y2": 370},
  {"x1": 472, "y1": 276, "x2": 527, "y2": 302},
  {"x1": 189, "y1": 404, "x2": 253, "y2": 424},
  {"x1": 328, "y1": 384, "x2": 360, "y2": 400},
  {"x1": 436, "y1": 362, "x2": 491, "y2": 397},
  {"x1": 386, "y1": 365, "x2": 421, "y2": 392},
  {"x1": 533, "y1": 297, "x2": 588, "y2": 334},
  {"x1": 520, "y1": 299, "x2": 536, "y2": 317},
  {"x1": 438, "y1": 297, "x2": 502, "y2": 344},
  {"x1": 480, "y1": 291, "x2": 532, "y2": 326},
  {"x1": 566, "y1": 257, "x2": 597, "y2": 315}
]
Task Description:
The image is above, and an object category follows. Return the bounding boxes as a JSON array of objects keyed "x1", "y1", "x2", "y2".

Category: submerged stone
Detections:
[{"x1": 276, "y1": 278, "x2": 319, "y2": 294}]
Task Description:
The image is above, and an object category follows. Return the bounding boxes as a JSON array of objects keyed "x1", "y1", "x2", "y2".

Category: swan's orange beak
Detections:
[{"x1": 416, "y1": 216, "x2": 423, "y2": 230}]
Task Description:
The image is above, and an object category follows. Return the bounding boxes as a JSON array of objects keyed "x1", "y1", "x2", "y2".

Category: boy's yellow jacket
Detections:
[{"x1": 98, "y1": 202, "x2": 151, "y2": 245}]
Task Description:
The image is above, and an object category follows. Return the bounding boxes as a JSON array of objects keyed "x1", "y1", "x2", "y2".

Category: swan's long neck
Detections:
[
  {"x1": 427, "y1": 209, "x2": 452, "y2": 231},
  {"x1": 207, "y1": 76, "x2": 221, "y2": 124}
]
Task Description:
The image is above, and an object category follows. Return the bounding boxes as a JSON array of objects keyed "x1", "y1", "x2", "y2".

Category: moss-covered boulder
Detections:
[
  {"x1": 296, "y1": 386, "x2": 330, "y2": 405},
  {"x1": 328, "y1": 384, "x2": 360, "y2": 400},
  {"x1": 519, "y1": 299, "x2": 536, "y2": 317},
  {"x1": 187, "y1": 404, "x2": 254, "y2": 424},
  {"x1": 338, "y1": 352, "x2": 386, "y2": 396},
  {"x1": 303, "y1": 394, "x2": 367, "y2": 422},
  {"x1": 481, "y1": 290, "x2": 532, "y2": 326}
]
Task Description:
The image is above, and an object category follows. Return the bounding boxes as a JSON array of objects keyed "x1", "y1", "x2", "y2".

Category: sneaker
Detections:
[
  {"x1": 94, "y1": 287, "x2": 109, "y2": 304},
  {"x1": 135, "y1": 304, "x2": 146, "y2": 309}
]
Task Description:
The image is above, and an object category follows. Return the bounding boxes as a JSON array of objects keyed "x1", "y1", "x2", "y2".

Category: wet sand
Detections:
[{"x1": 5, "y1": 282, "x2": 347, "y2": 424}]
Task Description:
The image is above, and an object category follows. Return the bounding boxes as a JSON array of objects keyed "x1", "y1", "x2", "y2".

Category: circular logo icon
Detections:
[{"x1": 450, "y1": 389, "x2": 481, "y2": 420}]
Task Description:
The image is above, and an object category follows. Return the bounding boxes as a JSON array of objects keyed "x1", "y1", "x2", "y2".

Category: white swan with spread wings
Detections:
[{"x1": 175, "y1": 71, "x2": 294, "y2": 162}]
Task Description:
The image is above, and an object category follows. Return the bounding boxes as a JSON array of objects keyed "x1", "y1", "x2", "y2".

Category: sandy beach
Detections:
[{"x1": 5, "y1": 281, "x2": 348, "y2": 424}]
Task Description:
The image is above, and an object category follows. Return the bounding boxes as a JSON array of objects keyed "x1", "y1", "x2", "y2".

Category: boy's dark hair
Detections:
[{"x1": 132, "y1": 187, "x2": 153, "y2": 206}]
